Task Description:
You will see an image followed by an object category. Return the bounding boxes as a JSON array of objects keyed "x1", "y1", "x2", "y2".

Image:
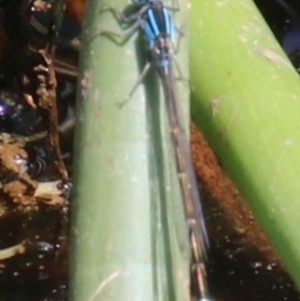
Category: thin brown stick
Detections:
[{"x1": 34, "y1": 49, "x2": 69, "y2": 182}]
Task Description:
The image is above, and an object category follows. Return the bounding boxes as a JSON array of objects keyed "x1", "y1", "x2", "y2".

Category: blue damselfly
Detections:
[{"x1": 101, "y1": 1, "x2": 212, "y2": 300}]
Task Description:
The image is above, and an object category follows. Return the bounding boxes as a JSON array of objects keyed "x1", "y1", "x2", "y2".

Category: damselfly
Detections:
[{"x1": 101, "y1": 1, "x2": 212, "y2": 300}]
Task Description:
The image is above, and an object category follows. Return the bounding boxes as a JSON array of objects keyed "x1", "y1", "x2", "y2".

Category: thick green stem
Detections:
[
  {"x1": 190, "y1": 0, "x2": 300, "y2": 287},
  {"x1": 70, "y1": 1, "x2": 191, "y2": 301}
]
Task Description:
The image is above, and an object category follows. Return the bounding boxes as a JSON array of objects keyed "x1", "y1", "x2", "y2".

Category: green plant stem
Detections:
[
  {"x1": 190, "y1": 0, "x2": 300, "y2": 288},
  {"x1": 70, "y1": 0, "x2": 191, "y2": 301}
]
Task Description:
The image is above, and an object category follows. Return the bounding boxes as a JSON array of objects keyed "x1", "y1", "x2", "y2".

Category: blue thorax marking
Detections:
[
  {"x1": 137, "y1": 1, "x2": 175, "y2": 67},
  {"x1": 148, "y1": 9, "x2": 160, "y2": 37}
]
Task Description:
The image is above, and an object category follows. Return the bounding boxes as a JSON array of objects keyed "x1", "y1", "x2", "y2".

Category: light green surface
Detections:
[
  {"x1": 70, "y1": 1, "x2": 191, "y2": 301},
  {"x1": 190, "y1": 0, "x2": 300, "y2": 288}
]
